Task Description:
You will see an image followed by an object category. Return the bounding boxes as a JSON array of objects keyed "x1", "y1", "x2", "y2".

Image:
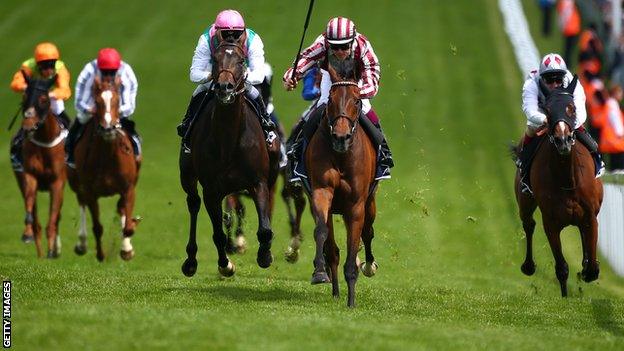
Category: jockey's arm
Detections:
[
  {"x1": 572, "y1": 76, "x2": 587, "y2": 128},
  {"x1": 49, "y1": 64, "x2": 71, "y2": 100},
  {"x1": 75, "y1": 62, "x2": 96, "y2": 116},
  {"x1": 246, "y1": 35, "x2": 265, "y2": 85},
  {"x1": 522, "y1": 78, "x2": 547, "y2": 127},
  {"x1": 10, "y1": 65, "x2": 30, "y2": 93},
  {"x1": 190, "y1": 35, "x2": 213, "y2": 84},
  {"x1": 283, "y1": 35, "x2": 327, "y2": 90},
  {"x1": 119, "y1": 64, "x2": 139, "y2": 118},
  {"x1": 358, "y1": 39, "x2": 381, "y2": 99}
]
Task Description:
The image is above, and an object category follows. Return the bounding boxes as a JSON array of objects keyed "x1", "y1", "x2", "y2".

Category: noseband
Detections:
[{"x1": 328, "y1": 81, "x2": 360, "y2": 135}]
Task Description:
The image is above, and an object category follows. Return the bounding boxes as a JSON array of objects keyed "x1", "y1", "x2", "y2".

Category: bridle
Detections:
[
  {"x1": 545, "y1": 91, "x2": 576, "y2": 146},
  {"x1": 212, "y1": 43, "x2": 247, "y2": 97},
  {"x1": 327, "y1": 80, "x2": 361, "y2": 135}
]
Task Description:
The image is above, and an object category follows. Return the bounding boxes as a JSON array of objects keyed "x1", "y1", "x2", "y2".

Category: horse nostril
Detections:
[{"x1": 226, "y1": 83, "x2": 234, "y2": 90}]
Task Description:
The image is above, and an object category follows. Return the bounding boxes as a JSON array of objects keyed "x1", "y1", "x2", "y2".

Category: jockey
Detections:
[
  {"x1": 518, "y1": 53, "x2": 605, "y2": 193},
  {"x1": 66, "y1": 48, "x2": 140, "y2": 168},
  {"x1": 283, "y1": 17, "x2": 394, "y2": 180},
  {"x1": 177, "y1": 9, "x2": 275, "y2": 148},
  {"x1": 9, "y1": 42, "x2": 72, "y2": 172}
]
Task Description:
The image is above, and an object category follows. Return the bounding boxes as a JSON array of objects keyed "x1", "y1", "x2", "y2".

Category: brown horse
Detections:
[
  {"x1": 13, "y1": 73, "x2": 67, "y2": 258},
  {"x1": 305, "y1": 61, "x2": 379, "y2": 307},
  {"x1": 512, "y1": 77, "x2": 603, "y2": 296},
  {"x1": 67, "y1": 75, "x2": 141, "y2": 262},
  {"x1": 180, "y1": 41, "x2": 281, "y2": 277}
]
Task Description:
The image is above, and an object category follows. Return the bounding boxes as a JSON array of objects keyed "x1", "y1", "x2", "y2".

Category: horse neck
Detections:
[
  {"x1": 213, "y1": 95, "x2": 245, "y2": 143},
  {"x1": 34, "y1": 112, "x2": 61, "y2": 142},
  {"x1": 547, "y1": 142, "x2": 577, "y2": 191}
]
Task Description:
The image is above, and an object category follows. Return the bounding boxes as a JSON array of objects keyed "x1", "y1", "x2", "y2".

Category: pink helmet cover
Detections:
[{"x1": 215, "y1": 9, "x2": 245, "y2": 30}]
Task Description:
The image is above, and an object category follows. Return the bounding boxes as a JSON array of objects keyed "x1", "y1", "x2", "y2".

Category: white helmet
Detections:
[{"x1": 539, "y1": 53, "x2": 567, "y2": 77}]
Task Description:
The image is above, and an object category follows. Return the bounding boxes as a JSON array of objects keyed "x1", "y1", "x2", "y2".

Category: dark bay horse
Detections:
[
  {"x1": 67, "y1": 75, "x2": 141, "y2": 262},
  {"x1": 222, "y1": 123, "x2": 307, "y2": 263},
  {"x1": 180, "y1": 41, "x2": 281, "y2": 277},
  {"x1": 14, "y1": 73, "x2": 67, "y2": 258},
  {"x1": 306, "y1": 61, "x2": 379, "y2": 307},
  {"x1": 512, "y1": 77, "x2": 603, "y2": 296}
]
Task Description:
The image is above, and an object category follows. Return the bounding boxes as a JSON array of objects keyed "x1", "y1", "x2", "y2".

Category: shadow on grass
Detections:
[
  {"x1": 591, "y1": 299, "x2": 624, "y2": 336},
  {"x1": 163, "y1": 284, "x2": 311, "y2": 303}
]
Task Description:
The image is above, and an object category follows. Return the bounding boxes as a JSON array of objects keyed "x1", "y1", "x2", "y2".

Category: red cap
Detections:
[{"x1": 97, "y1": 48, "x2": 121, "y2": 70}]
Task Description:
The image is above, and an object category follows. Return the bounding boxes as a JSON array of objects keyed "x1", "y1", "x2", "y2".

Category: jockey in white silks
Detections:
[
  {"x1": 177, "y1": 9, "x2": 275, "y2": 150},
  {"x1": 517, "y1": 53, "x2": 605, "y2": 194}
]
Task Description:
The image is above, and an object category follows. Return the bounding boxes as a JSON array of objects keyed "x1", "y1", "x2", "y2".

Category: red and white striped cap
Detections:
[{"x1": 325, "y1": 17, "x2": 356, "y2": 44}]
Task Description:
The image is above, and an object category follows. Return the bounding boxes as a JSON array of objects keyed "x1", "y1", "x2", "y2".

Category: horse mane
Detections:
[{"x1": 329, "y1": 57, "x2": 357, "y2": 81}]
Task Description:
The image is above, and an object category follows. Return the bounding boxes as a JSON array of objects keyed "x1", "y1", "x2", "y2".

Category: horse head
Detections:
[
  {"x1": 21, "y1": 71, "x2": 55, "y2": 134},
  {"x1": 211, "y1": 42, "x2": 246, "y2": 104},
  {"x1": 93, "y1": 74, "x2": 122, "y2": 141},
  {"x1": 542, "y1": 76, "x2": 578, "y2": 156},
  {"x1": 326, "y1": 59, "x2": 361, "y2": 153}
]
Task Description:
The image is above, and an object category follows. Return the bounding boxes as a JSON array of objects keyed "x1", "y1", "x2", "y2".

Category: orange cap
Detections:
[{"x1": 34, "y1": 42, "x2": 60, "y2": 62}]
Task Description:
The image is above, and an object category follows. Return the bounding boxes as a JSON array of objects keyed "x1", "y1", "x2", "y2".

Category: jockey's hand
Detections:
[
  {"x1": 283, "y1": 77, "x2": 297, "y2": 91},
  {"x1": 48, "y1": 91, "x2": 56, "y2": 99}
]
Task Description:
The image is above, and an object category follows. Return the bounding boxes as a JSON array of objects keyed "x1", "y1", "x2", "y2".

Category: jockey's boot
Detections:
[
  {"x1": 177, "y1": 91, "x2": 207, "y2": 138},
  {"x1": 121, "y1": 118, "x2": 142, "y2": 159},
  {"x1": 56, "y1": 110, "x2": 71, "y2": 129},
  {"x1": 576, "y1": 127, "x2": 606, "y2": 177},
  {"x1": 374, "y1": 122, "x2": 394, "y2": 180},
  {"x1": 251, "y1": 94, "x2": 277, "y2": 144},
  {"x1": 518, "y1": 134, "x2": 540, "y2": 194},
  {"x1": 10, "y1": 129, "x2": 25, "y2": 172},
  {"x1": 65, "y1": 120, "x2": 84, "y2": 168},
  {"x1": 286, "y1": 117, "x2": 306, "y2": 159}
]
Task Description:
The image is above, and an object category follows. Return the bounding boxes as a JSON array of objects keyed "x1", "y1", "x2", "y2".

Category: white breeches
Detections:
[
  {"x1": 318, "y1": 68, "x2": 372, "y2": 114},
  {"x1": 50, "y1": 98, "x2": 64, "y2": 115}
]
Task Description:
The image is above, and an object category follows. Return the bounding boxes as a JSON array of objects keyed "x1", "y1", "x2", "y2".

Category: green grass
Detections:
[{"x1": 1, "y1": 0, "x2": 623, "y2": 350}]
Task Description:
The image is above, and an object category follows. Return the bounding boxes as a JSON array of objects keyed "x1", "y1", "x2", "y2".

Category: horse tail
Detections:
[{"x1": 508, "y1": 141, "x2": 521, "y2": 162}]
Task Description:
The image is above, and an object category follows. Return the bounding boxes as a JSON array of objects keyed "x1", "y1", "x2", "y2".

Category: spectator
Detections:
[{"x1": 557, "y1": 0, "x2": 582, "y2": 68}]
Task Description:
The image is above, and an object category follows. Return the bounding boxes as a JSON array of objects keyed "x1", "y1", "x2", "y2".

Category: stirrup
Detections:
[
  {"x1": 596, "y1": 161, "x2": 606, "y2": 178},
  {"x1": 374, "y1": 166, "x2": 391, "y2": 181},
  {"x1": 519, "y1": 180, "x2": 533, "y2": 195},
  {"x1": 266, "y1": 131, "x2": 277, "y2": 144}
]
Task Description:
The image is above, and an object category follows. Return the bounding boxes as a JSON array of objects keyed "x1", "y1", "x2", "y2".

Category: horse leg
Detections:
[
  {"x1": 204, "y1": 191, "x2": 235, "y2": 276},
  {"x1": 323, "y1": 215, "x2": 340, "y2": 298},
  {"x1": 360, "y1": 198, "x2": 378, "y2": 277},
  {"x1": 223, "y1": 195, "x2": 236, "y2": 254},
  {"x1": 284, "y1": 184, "x2": 305, "y2": 263},
  {"x1": 310, "y1": 188, "x2": 333, "y2": 284},
  {"x1": 544, "y1": 222, "x2": 568, "y2": 297},
  {"x1": 23, "y1": 174, "x2": 42, "y2": 257},
  {"x1": 233, "y1": 197, "x2": 247, "y2": 254},
  {"x1": 74, "y1": 205, "x2": 88, "y2": 255},
  {"x1": 344, "y1": 202, "x2": 366, "y2": 308},
  {"x1": 87, "y1": 200, "x2": 105, "y2": 262},
  {"x1": 46, "y1": 179, "x2": 64, "y2": 258},
  {"x1": 580, "y1": 217, "x2": 600, "y2": 282},
  {"x1": 181, "y1": 189, "x2": 201, "y2": 277},
  {"x1": 251, "y1": 182, "x2": 274, "y2": 268},
  {"x1": 119, "y1": 187, "x2": 137, "y2": 261},
  {"x1": 519, "y1": 195, "x2": 538, "y2": 276}
]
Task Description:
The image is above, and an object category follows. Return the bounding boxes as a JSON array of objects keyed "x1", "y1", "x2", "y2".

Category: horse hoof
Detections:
[
  {"x1": 521, "y1": 261, "x2": 536, "y2": 276},
  {"x1": 311, "y1": 271, "x2": 331, "y2": 285},
  {"x1": 120, "y1": 249, "x2": 135, "y2": 261},
  {"x1": 96, "y1": 253, "x2": 105, "y2": 262},
  {"x1": 218, "y1": 261, "x2": 236, "y2": 277},
  {"x1": 181, "y1": 258, "x2": 198, "y2": 277},
  {"x1": 581, "y1": 269, "x2": 600, "y2": 283},
  {"x1": 21, "y1": 234, "x2": 34, "y2": 243},
  {"x1": 284, "y1": 247, "x2": 299, "y2": 264},
  {"x1": 74, "y1": 244, "x2": 87, "y2": 256},
  {"x1": 46, "y1": 250, "x2": 59, "y2": 259},
  {"x1": 257, "y1": 249, "x2": 273, "y2": 268},
  {"x1": 360, "y1": 261, "x2": 378, "y2": 277}
]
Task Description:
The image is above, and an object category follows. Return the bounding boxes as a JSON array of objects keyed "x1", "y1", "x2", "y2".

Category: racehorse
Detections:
[
  {"x1": 179, "y1": 41, "x2": 281, "y2": 277},
  {"x1": 512, "y1": 77, "x2": 603, "y2": 296},
  {"x1": 14, "y1": 72, "x2": 67, "y2": 258},
  {"x1": 306, "y1": 60, "x2": 379, "y2": 307},
  {"x1": 222, "y1": 121, "x2": 307, "y2": 263},
  {"x1": 67, "y1": 75, "x2": 141, "y2": 262}
]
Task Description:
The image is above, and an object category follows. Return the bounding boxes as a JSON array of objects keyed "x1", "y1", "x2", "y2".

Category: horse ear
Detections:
[
  {"x1": 567, "y1": 75, "x2": 578, "y2": 94},
  {"x1": 538, "y1": 77, "x2": 550, "y2": 98},
  {"x1": 21, "y1": 70, "x2": 31, "y2": 85}
]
